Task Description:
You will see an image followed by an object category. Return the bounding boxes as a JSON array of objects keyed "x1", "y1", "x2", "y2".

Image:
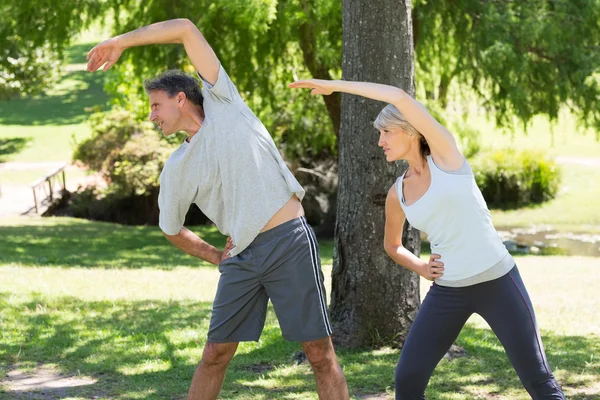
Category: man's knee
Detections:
[
  {"x1": 201, "y1": 342, "x2": 238, "y2": 368},
  {"x1": 302, "y1": 337, "x2": 337, "y2": 372}
]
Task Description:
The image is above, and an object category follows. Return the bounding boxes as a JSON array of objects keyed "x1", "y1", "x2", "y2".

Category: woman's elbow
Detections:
[{"x1": 384, "y1": 242, "x2": 400, "y2": 258}]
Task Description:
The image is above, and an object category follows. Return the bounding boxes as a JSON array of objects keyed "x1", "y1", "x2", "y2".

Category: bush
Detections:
[
  {"x1": 67, "y1": 186, "x2": 161, "y2": 226},
  {"x1": 454, "y1": 124, "x2": 481, "y2": 159},
  {"x1": 73, "y1": 108, "x2": 154, "y2": 171},
  {"x1": 73, "y1": 107, "x2": 173, "y2": 197},
  {"x1": 472, "y1": 149, "x2": 561, "y2": 209},
  {"x1": 66, "y1": 108, "x2": 178, "y2": 225}
]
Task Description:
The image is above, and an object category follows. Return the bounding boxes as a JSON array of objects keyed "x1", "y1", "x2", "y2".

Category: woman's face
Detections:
[{"x1": 378, "y1": 127, "x2": 414, "y2": 162}]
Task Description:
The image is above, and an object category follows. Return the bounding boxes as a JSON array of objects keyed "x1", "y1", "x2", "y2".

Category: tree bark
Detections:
[{"x1": 330, "y1": 0, "x2": 421, "y2": 348}]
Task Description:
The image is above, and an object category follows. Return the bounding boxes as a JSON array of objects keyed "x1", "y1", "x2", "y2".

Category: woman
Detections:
[{"x1": 289, "y1": 79, "x2": 565, "y2": 400}]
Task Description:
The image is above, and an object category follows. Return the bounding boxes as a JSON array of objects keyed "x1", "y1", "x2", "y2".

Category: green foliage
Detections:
[
  {"x1": 0, "y1": 0, "x2": 108, "y2": 98},
  {"x1": 73, "y1": 108, "x2": 144, "y2": 171},
  {"x1": 472, "y1": 149, "x2": 562, "y2": 209},
  {"x1": 69, "y1": 108, "x2": 175, "y2": 225},
  {"x1": 454, "y1": 124, "x2": 482, "y2": 159},
  {"x1": 6, "y1": 0, "x2": 599, "y2": 153},
  {"x1": 109, "y1": 133, "x2": 172, "y2": 196},
  {"x1": 414, "y1": 0, "x2": 600, "y2": 132},
  {"x1": 0, "y1": 43, "x2": 61, "y2": 100},
  {"x1": 103, "y1": 0, "x2": 600, "y2": 159},
  {"x1": 103, "y1": 0, "x2": 340, "y2": 160},
  {"x1": 74, "y1": 107, "x2": 173, "y2": 197}
]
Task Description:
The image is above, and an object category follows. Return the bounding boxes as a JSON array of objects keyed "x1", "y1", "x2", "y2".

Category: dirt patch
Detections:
[
  {"x1": 2, "y1": 365, "x2": 97, "y2": 399},
  {"x1": 444, "y1": 344, "x2": 468, "y2": 360},
  {"x1": 242, "y1": 363, "x2": 275, "y2": 374},
  {"x1": 356, "y1": 393, "x2": 393, "y2": 399}
]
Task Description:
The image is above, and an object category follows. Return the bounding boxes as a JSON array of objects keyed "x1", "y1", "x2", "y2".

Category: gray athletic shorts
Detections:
[{"x1": 207, "y1": 216, "x2": 333, "y2": 343}]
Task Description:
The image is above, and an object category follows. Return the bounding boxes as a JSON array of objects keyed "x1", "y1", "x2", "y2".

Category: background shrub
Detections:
[
  {"x1": 67, "y1": 108, "x2": 178, "y2": 225},
  {"x1": 472, "y1": 149, "x2": 561, "y2": 209}
]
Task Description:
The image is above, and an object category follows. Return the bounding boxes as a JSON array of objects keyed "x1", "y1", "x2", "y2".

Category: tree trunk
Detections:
[{"x1": 330, "y1": 0, "x2": 421, "y2": 348}]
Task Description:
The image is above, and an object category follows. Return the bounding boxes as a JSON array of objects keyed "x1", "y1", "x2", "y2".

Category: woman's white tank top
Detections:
[{"x1": 396, "y1": 155, "x2": 514, "y2": 286}]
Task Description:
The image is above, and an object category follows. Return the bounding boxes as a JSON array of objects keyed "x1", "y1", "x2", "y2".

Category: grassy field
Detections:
[
  {"x1": 0, "y1": 42, "x2": 108, "y2": 164},
  {"x1": 490, "y1": 163, "x2": 600, "y2": 230},
  {"x1": 471, "y1": 110, "x2": 600, "y2": 159},
  {"x1": 0, "y1": 217, "x2": 598, "y2": 399}
]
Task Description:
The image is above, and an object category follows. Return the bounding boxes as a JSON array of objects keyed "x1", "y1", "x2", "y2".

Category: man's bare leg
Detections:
[
  {"x1": 302, "y1": 336, "x2": 349, "y2": 400},
  {"x1": 187, "y1": 342, "x2": 238, "y2": 400}
]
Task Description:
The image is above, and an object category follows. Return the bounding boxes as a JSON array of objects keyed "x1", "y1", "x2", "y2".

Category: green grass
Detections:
[
  {"x1": 490, "y1": 163, "x2": 600, "y2": 230},
  {"x1": 0, "y1": 44, "x2": 108, "y2": 164},
  {"x1": 0, "y1": 217, "x2": 598, "y2": 399},
  {"x1": 472, "y1": 110, "x2": 600, "y2": 159}
]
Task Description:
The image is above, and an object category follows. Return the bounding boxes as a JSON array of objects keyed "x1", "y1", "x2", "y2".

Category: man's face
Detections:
[{"x1": 148, "y1": 90, "x2": 181, "y2": 135}]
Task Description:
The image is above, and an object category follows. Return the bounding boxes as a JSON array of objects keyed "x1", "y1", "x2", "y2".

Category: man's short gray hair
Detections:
[{"x1": 144, "y1": 70, "x2": 204, "y2": 107}]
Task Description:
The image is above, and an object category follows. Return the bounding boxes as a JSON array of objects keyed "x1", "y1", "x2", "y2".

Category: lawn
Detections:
[
  {"x1": 490, "y1": 163, "x2": 600, "y2": 230},
  {"x1": 0, "y1": 217, "x2": 598, "y2": 399},
  {"x1": 0, "y1": 44, "x2": 108, "y2": 165},
  {"x1": 471, "y1": 109, "x2": 600, "y2": 159}
]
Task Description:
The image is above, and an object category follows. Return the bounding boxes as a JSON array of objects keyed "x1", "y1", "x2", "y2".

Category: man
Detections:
[{"x1": 86, "y1": 18, "x2": 349, "y2": 400}]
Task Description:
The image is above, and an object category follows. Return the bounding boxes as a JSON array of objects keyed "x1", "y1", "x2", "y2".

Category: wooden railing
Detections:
[{"x1": 30, "y1": 163, "x2": 67, "y2": 213}]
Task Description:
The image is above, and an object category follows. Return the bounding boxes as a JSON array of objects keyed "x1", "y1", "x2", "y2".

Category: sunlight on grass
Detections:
[
  {"x1": 0, "y1": 40, "x2": 108, "y2": 164},
  {"x1": 1, "y1": 216, "x2": 598, "y2": 399},
  {"x1": 490, "y1": 164, "x2": 600, "y2": 229}
]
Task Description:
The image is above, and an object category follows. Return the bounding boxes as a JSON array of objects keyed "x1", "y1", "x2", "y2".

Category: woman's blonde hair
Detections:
[{"x1": 373, "y1": 104, "x2": 431, "y2": 157}]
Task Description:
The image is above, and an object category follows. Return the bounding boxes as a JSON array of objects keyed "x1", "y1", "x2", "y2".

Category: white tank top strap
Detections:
[{"x1": 427, "y1": 155, "x2": 471, "y2": 176}]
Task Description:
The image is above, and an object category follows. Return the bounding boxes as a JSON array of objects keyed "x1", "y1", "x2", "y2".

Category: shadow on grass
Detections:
[
  {"x1": 0, "y1": 292, "x2": 213, "y2": 399},
  {"x1": 227, "y1": 324, "x2": 599, "y2": 399},
  {"x1": 423, "y1": 324, "x2": 599, "y2": 399},
  {"x1": 0, "y1": 220, "x2": 226, "y2": 269},
  {"x1": 0, "y1": 70, "x2": 108, "y2": 126},
  {"x1": 0, "y1": 137, "x2": 30, "y2": 161},
  {"x1": 0, "y1": 219, "x2": 334, "y2": 270},
  {"x1": 0, "y1": 291, "x2": 597, "y2": 399}
]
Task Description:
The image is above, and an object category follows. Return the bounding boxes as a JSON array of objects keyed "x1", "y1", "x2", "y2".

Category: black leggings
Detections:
[{"x1": 396, "y1": 266, "x2": 565, "y2": 399}]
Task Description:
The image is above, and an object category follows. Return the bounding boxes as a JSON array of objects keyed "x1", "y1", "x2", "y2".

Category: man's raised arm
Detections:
[{"x1": 86, "y1": 18, "x2": 220, "y2": 85}]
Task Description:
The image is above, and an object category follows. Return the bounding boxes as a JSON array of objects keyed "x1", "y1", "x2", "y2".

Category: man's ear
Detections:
[{"x1": 177, "y1": 92, "x2": 186, "y2": 106}]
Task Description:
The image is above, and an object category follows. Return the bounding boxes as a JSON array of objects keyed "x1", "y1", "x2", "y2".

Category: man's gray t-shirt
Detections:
[{"x1": 158, "y1": 65, "x2": 305, "y2": 256}]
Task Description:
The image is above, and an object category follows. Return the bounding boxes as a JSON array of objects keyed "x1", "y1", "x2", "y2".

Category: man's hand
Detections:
[
  {"x1": 218, "y1": 236, "x2": 235, "y2": 264},
  {"x1": 86, "y1": 37, "x2": 124, "y2": 72},
  {"x1": 85, "y1": 19, "x2": 220, "y2": 84}
]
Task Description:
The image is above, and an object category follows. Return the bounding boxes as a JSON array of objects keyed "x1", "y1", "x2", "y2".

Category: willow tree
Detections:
[
  {"x1": 0, "y1": 0, "x2": 107, "y2": 99},
  {"x1": 6, "y1": 0, "x2": 599, "y2": 348}
]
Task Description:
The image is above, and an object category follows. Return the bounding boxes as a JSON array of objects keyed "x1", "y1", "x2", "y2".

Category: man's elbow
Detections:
[
  {"x1": 177, "y1": 18, "x2": 200, "y2": 37},
  {"x1": 162, "y1": 228, "x2": 183, "y2": 241}
]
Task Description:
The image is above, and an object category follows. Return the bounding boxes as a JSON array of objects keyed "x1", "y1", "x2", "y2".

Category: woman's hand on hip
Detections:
[{"x1": 422, "y1": 253, "x2": 444, "y2": 281}]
